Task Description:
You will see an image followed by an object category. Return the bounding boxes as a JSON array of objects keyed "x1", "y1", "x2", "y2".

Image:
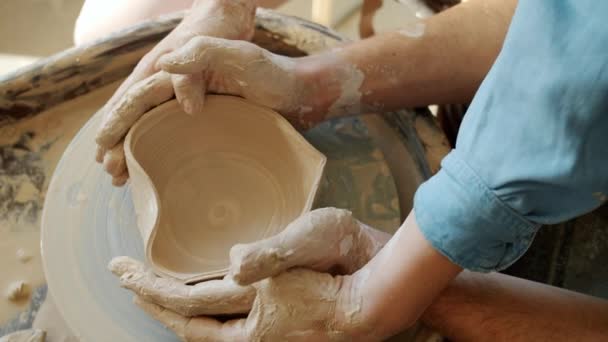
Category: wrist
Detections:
[
  {"x1": 338, "y1": 222, "x2": 390, "y2": 274},
  {"x1": 288, "y1": 57, "x2": 329, "y2": 126},
  {"x1": 334, "y1": 274, "x2": 380, "y2": 341},
  {"x1": 344, "y1": 213, "x2": 463, "y2": 338}
]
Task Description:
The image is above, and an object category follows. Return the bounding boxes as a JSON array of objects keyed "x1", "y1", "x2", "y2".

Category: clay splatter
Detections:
[{"x1": 0, "y1": 132, "x2": 52, "y2": 227}]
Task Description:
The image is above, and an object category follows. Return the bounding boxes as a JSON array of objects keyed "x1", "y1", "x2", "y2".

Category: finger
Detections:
[
  {"x1": 94, "y1": 30, "x2": 184, "y2": 148},
  {"x1": 157, "y1": 36, "x2": 212, "y2": 74},
  {"x1": 96, "y1": 145, "x2": 106, "y2": 163},
  {"x1": 158, "y1": 36, "x2": 253, "y2": 74},
  {"x1": 107, "y1": 44, "x2": 173, "y2": 105},
  {"x1": 135, "y1": 297, "x2": 248, "y2": 342},
  {"x1": 111, "y1": 171, "x2": 129, "y2": 187},
  {"x1": 108, "y1": 256, "x2": 145, "y2": 275},
  {"x1": 96, "y1": 71, "x2": 173, "y2": 149},
  {"x1": 134, "y1": 297, "x2": 189, "y2": 341},
  {"x1": 96, "y1": 51, "x2": 161, "y2": 126},
  {"x1": 172, "y1": 73, "x2": 205, "y2": 115},
  {"x1": 229, "y1": 208, "x2": 358, "y2": 285},
  {"x1": 103, "y1": 141, "x2": 127, "y2": 177},
  {"x1": 109, "y1": 257, "x2": 255, "y2": 316}
]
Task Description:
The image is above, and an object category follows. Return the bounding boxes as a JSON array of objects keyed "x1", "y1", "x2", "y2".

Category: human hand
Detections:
[
  {"x1": 228, "y1": 207, "x2": 390, "y2": 284},
  {"x1": 109, "y1": 208, "x2": 391, "y2": 341},
  {"x1": 95, "y1": 36, "x2": 322, "y2": 186},
  {"x1": 94, "y1": 0, "x2": 256, "y2": 186}
]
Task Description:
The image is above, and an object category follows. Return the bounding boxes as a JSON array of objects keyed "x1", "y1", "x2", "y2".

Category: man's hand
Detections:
[
  {"x1": 95, "y1": 0, "x2": 256, "y2": 186},
  {"x1": 228, "y1": 207, "x2": 390, "y2": 283},
  {"x1": 109, "y1": 208, "x2": 391, "y2": 341},
  {"x1": 95, "y1": 34, "x2": 332, "y2": 186}
]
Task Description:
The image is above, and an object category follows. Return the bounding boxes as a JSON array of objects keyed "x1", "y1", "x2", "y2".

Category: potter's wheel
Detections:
[{"x1": 41, "y1": 111, "x2": 405, "y2": 341}]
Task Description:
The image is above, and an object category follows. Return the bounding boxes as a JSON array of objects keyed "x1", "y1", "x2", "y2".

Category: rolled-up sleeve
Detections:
[
  {"x1": 415, "y1": 152, "x2": 540, "y2": 272},
  {"x1": 414, "y1": 0, "x2": 608, "y2": 272}
]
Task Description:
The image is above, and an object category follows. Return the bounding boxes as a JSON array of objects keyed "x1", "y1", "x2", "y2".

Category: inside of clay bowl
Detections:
[{"x1": 124, "y1": 96, "x2": 326, "y2": 283}]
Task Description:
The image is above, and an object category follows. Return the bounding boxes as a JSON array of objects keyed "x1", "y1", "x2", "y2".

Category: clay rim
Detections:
[{"x1": 123, "y1": 95, "x2": 327, "y2": 283}]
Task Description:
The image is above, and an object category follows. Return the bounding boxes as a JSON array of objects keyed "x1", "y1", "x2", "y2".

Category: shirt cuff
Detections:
[{"x1": 414, "y1": 151, "x2": 541, "y2": 272}]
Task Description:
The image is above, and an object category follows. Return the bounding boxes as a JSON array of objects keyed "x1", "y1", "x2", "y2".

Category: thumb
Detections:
[{"x1": 228, "y1": 208, "x2": 358, "y2": 285}]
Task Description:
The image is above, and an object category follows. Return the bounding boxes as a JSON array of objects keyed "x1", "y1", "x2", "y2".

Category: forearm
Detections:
[
  {"x1": 339, "y1": 211, "x2": 462, "y2": 340},
  {"x1": 423, "y1": 271, "x2": 608, "y2": 341},
  {"x1": 295, "y1": 0, "x2": 517, "y2": 123}
]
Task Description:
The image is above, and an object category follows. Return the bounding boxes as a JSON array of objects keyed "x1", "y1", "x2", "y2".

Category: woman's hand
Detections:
[
  {"x1": 95, "y1": 0, "x2": 256, "y2": 186},
  {"x1": 109, "y1": 208, "x2": 391, "y2": 341}
]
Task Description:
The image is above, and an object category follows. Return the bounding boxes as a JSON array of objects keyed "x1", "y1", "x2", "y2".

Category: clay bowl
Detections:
[{"x1": 124, "y1": 95, "x2": 326, "y2": 283}]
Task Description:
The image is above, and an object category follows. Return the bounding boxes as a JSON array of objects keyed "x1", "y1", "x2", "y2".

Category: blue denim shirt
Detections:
[{"x1": 414, "y1": 0, "x2": 608, "y2": 272}]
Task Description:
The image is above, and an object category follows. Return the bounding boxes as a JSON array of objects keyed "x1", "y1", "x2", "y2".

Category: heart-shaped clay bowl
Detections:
[{"x1": 124, "y1": 96, "x2": 326, "y2": 284}]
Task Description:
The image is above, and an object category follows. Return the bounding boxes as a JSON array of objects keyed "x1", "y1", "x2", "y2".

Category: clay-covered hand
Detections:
[
  {"x1": 95, "y1": 35, "x2": 326, "y2": 186},
  {"x1": 95, "y1": 38, "x2": 310, "y2": 161},
  {"x1": 109, "y1": 208, "x2": 391, "y2": 341},
  {"x1": 154, "y1": 36, "x2": 311, "y2": 118},
  {"x1": 228, "y1": 207, "x2": 390, "y2": 284},
  {"x1": 94, "y1": 0, "x2": 256, "y2": 186}
]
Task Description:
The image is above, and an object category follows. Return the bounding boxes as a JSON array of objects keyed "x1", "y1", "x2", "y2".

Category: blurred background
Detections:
[{"x1": 0, "y1": 0, "x2": 433, "y2": 75}]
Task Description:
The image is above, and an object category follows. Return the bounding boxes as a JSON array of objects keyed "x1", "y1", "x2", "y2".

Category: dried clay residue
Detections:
[
  {"x1": 0, "y1": 130, "x2": 53, "y2": 324},
  {"x1": 5, "y1": 281, "x2": 30, "y2": 302},
  {"x1": 398, "y1": 22, "x2": 426, "y2": 39},
  {"x1": 0, "y1": 131, "x2": 50, "y2": 226},
  {"x1": 0, "y1": 81, "x2": 120, "y2": 326},
  {"x1": 326, "y1": 64, "x2": 365, "y2": 118}
]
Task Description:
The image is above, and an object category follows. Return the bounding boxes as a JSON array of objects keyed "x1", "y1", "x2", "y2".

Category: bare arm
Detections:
[
  {"x1": 295, "y1": 0, "x2": 518, "y2": 123},
  {"x1": 423, "y1": 271, "x2": 608, "y2": 341},
  {"x1": 336, "y1": 211, "x2": 462, "y2": 339},
  {"x1": 95, "y1": 0, "x2": 517, "y2": 184}
]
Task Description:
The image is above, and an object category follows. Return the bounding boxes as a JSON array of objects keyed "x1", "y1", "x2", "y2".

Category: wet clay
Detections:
[
  {"x1": 0, "y1": 82, "x2": 120, "y2": 324},
  {"x1": 229, "y1": 208, "x2": 388, "y2": 285},
  {"x1": 108, "y1": 208, "x2": 389, "y2": 341},
  {"x1": 6, "y1": 281, "x2": 30, "y2": 302},
  {"x1": 109, "y1": 256, "x2": 256, "y2": 316},
  {"x1": 32, "y1": 294, "x2": 78, "y2": 342},
  {"x1": 0, "y1": 229, "x2": 42, "y2": 322},
  {"x1": 124, "y1": 96, "x2": 326, "y2": 283}
]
